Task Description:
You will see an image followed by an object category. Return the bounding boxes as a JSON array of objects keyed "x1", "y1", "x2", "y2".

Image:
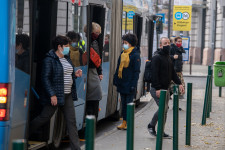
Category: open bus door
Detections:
[
  {"x1": 133, "y1": 14, "x2": 143, "y2": 47},
  {"x1": 132, "y1": 14, "x2": 143, "y2": 102},
  {"x1": 86, "y1": 4, "x2": 107, "y2": 121}
]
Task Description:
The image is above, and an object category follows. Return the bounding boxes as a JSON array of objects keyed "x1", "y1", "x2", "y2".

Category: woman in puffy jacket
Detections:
[
  {"x1": 113, "y1": 33, "x2": 141, "y2": 130},
  {"x1": 29, "y1": 35, "x2": 82, "y2": 150}
]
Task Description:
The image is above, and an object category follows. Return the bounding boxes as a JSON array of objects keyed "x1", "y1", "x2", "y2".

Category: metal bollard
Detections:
[
  {"x1": 201, "y1": 76, "x2": 210, "y2": 125},
  {"x1": 85, "y1": 115, "x2": 96, "y2": 150},
  {"x1": 219, "y1": 87, "x2": 222, "y2": 97},
  {"x1": 156, "y1": 90, "x2": 167, "y2": 150},
  {"x1": 186, "y1": 83, "x2": 192, "y2": 146},
  {"x1": 173, "y1": 85, "x2": 179, "y2": 150},
  {"x1": 12, "y1": 139, "x2": 25, "y2": 150},
  {"x1": 127, "y1": 103, "x2": 135, "y2": 150},
  {"x1": 207, "y1": 70, "x2": 212, "y2": 118}
]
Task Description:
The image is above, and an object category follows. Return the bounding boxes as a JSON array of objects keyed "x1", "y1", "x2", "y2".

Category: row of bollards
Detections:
[
  {"x1": 85, "y1": 103, "x2": 135, "y2": 150},
  {"x1": 155, "y1": 83, "x2": 193, "y2": 150},
  {"x1": 201, "y1": 66, "x2": 213, "y2": 125}
]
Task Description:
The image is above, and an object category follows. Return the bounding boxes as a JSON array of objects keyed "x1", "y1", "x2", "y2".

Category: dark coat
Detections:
[
  {"x1": 41, "y1": 50, "x2": 78, "y2": 106},
  {"x1": 170, "y1": 43, "x2": 186, "y2": 72},
  {"x1": 113, "y1": 47, "x2": 141, "y2": 94},
  {"x1": 151, "y1": 49, "x2": 181, "y2": 90}
]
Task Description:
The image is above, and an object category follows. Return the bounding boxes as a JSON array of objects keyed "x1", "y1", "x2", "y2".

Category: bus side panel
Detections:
[
  {"x1": 0, "y1": 126, "x2": 9, "y2": 150},
  {"x1": 74, "y1": 66, "x2": 88, "y2": 130},
  {"x1": 10, "y1": 69, "x2": 30, "y2": 142},
  {"x1": 0, "y1": 0, "x2": 10, "y2": 83},
  {"x1": 98, "y1": 62, "x2": 110, "y2": 120}
]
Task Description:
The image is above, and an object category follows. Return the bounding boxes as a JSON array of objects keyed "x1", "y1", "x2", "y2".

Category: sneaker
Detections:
[
  {"x1": 163, "y1": 133, "x2": 172, "y2": 139},
  {"x1": 147, "y1": 126, "x2": 157, "y2": 137}
]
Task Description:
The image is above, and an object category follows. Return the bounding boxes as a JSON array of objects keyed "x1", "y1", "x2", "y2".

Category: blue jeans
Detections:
[{"x1": 120, "y1": 94, "x2": 134, "y2": 121}]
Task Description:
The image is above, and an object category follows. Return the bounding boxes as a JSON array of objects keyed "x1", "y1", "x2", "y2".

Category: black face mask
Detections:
[{"x1": 162, "y1": 45, "x2": 170, "y2": 55}]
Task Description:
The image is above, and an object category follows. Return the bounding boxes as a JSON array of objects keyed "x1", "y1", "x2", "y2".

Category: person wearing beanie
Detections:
[{"x1": 113, "y1": 33, "x2": 141, "y2": 130}]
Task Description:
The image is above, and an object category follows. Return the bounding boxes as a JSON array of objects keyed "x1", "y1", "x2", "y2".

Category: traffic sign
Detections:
[{"x1": 173, "y1": 5, "x2": 192, "y2": 31}]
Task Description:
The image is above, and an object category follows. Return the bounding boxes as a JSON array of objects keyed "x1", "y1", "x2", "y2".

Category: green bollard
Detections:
[
  {"x1": 207, "y1": 71, "x2": 212, "y2": 118},
  {"x1": 12, "y1": 139, "x2": 25, "y2": 150},
  {"x1": 127, "y1": 103, "x2": 135, "y2": 150},
  {"x1": 219, "y1": 87, "x2": 222, "y2": 97},
  {"x1": 85, "y1": 115, "x2": 96, "y2": 150},
  {"x1": 209, "y1": 69, "x2": 213, "y2": 113},
  {"x1": 186, "y1": 83, "x2": 192, "y2": 146},
  {"x1": 201, "y1": 75, "x2": 210, "y2": 125},
  {"x1": 156, "y1": 90, "x2": 167, "y2": 150},
  {"x1": 173, "y1": 85, "x2": 179, "y2": 150}
]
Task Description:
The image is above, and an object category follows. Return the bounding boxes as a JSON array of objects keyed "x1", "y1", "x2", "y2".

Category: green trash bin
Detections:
[{"x1": 214, "y1": 61, "x2": 225, "y2": 87}]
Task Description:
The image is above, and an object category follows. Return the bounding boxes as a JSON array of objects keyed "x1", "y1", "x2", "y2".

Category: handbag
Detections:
[{"x1": 90, "y1": 47, "x2": 101, "y2": 68}]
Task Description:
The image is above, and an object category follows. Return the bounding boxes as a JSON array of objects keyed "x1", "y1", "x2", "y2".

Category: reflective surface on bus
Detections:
[{"x1": 10, "y1": 0, "x2": 31, "y2": 147}]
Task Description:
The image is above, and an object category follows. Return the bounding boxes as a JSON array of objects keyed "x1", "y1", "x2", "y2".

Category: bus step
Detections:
[{"x1": 28, "y1": 141, "x2": 47, "y2": 150}]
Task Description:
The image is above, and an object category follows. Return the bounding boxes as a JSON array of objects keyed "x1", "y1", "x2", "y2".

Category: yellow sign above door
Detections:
[{"x1": 173, "y1": 5, "x2": 192, "y2": 31}]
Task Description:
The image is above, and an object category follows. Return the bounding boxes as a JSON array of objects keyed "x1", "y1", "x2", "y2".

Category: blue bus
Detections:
[{"x1": 0, "y1": 0, "x2": 155, "y2": 149}]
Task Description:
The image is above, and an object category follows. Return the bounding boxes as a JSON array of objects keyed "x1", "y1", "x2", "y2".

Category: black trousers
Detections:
[
  {"x1": 86, "y1": 100, "x2": 99, "y2": 120},
  {"x1": 29, "y1": 94, "x2": 80, "y2": 150}
]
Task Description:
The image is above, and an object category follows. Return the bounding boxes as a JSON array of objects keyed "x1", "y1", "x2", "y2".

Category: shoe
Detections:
[
  {"x1": 147, "y1": 126, "x2": 157, "y2": 137},
  {"x1": 163, "y1": 133, "x2": 172, "y2": 139},
  {"x1": 117, "y1": 120, "x2": 127, "y2": 130},
  {"x1": 179, "y1": 107, "x2": 183, "y2": 111}
]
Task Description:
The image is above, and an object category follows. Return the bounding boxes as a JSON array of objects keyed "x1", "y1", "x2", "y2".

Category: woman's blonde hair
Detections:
[{"x1": 84, "y1": 22, "x2": 101, "y2": 33}]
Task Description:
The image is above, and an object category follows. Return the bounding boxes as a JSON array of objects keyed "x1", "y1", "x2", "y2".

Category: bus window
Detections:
[{"x1": 15, "y1": 0, "x2": 30, "y2": 74}]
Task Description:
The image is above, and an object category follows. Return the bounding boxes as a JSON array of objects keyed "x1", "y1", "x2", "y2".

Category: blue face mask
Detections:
[
  {"x1": 71, "y1": 42, "x2": 78, "y2": 48},
  {"x1": 123, "y1": 44, "x2": 129, "y2": 50},
  {"x1": 62, "y1": 47, "x2": 70, "y2": 55}
]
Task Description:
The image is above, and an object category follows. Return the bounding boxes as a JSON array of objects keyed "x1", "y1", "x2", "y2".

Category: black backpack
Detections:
[{"x1": 143, "y1": 60, "x2": 152, "y2": 83}]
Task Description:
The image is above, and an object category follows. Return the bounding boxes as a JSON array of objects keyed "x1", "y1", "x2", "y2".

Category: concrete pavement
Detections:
[
  {"x1": 83, "y1": 89, "x2": 225, "y2": 150},
  {"x1": 81, "y1": 64, "x2": 225, "y2": 150}
]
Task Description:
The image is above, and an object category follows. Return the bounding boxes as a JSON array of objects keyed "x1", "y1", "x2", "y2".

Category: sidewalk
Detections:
[
  {"x1": 85, "y1": 89, "x2": 225, "y2": 150},
  {"x1": 182, "y1": 64, "x2": 208, "y2": 77}
]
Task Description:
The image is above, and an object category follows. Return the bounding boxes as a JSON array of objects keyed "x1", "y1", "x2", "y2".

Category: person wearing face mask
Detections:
[
  {"x1": 170, "y1": 36, "x2": 186, "y2": 100},
  {"x1": 83, "y1": 22, "x2": 103, "y2": 120},
  {"x1": 113, "y1": 33, "x2": 141, "y2": 130},
  {"x1": 15, "y1": 33, "x2": 30, "y2": 74},
  {"x1": 103, "y1": 34, "x2": 110, "y2": 62},
  {"x1": 29, "y1": 35, "x2": 82, "y2": 150},
  {"x1": 147, "y1": 37, "x2": 185, "y2": 138},
  {"x1": 66, "y1": 31, "x2": 83, "y2": 67}
]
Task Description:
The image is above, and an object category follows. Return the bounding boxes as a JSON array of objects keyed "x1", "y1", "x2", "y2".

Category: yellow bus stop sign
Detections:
[{"x1": 173, "y1": 5, "x2": 192, "y2": 31}]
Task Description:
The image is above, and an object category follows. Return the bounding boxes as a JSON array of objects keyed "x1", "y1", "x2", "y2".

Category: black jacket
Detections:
[
  {"x1": 113, "y1": 47, "x2": 141, "y2": 94},
  {"x1": 151, "y1": 49, "x2": 181, "y2": 90},
  {"x1": 170, "y1": 43, "x2": 186, "y2": 72},
  {"x1": 41, "y1": 50, "x2": 78, "y2": 106}
]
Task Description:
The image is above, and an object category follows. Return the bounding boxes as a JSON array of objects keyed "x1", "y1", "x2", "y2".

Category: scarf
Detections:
[{"x1": 118, "y1": 47, "x2": 134, "y2": 78}]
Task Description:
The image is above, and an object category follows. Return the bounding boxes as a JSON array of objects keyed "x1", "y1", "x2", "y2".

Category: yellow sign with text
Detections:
[
  {"x1": 173, "y1": 5, "x2": 192, "y2": 31},
  {"x1": 123, "y1": 5, "x2": 137, "y2": 31}
]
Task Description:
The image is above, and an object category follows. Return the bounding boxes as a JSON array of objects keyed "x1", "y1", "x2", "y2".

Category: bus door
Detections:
[
  {"x1": 86, "y1": 4, "x2": 107, "y2": 120},
  {"x1": 28, "y1": 0, "x2": 58, "y2": 147},
  {"x1": 9, "y1": 0, "x2": 31, "y2": 147},
  {"x1": 133, "y1": 14, "x2": 143, "y2": 100},
  {"x1": 133, "y1": 14, "x2": 143, "y2": 47}
]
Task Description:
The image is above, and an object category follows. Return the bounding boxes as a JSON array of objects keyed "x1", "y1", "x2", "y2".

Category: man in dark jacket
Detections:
[
  {"x1": 147, "y1": 37, "x2": 184, "y2": 138},
  {"x1": 170, "y1": 37, "x2": 186, "y2": 100}
]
